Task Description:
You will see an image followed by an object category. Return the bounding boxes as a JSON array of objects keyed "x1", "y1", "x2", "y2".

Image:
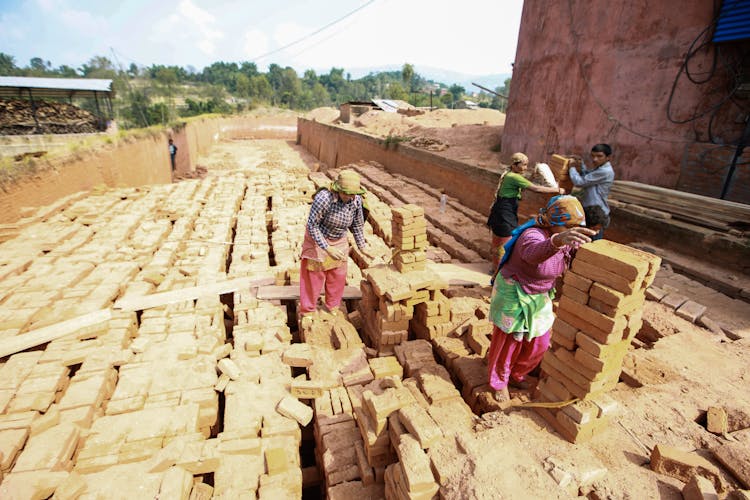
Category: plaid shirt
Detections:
[{"x1": 307, "y1": 189, "x2": 366, "y2": 250}]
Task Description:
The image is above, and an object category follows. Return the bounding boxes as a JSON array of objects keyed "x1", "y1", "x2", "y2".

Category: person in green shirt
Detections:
[{"x1": 487, "y1": 152, "x2": 565, "y2": 270}]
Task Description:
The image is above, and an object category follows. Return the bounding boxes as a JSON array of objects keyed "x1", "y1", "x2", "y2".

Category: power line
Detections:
[{"x1": 249, "y1": 0, "x2": 377, "y2": 63}]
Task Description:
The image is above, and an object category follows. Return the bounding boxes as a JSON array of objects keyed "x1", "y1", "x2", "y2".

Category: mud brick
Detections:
[
  {"x1": 559, "y1": 296, "x2": 626, "y2": 336},
  {"x1": 660, "y1": 293, "x2": 689, "y2": 310},
  {"x1": 682, "y1": 474, "x2": 719, "y2": 500},
  {"x1": 354, "y1": 440, "x2": 375, "y2": 485},
  {"x1": 538, "y1": 376, "x2": 573, "y2": 402},
  {"x1": 218, "y1": 437, "x2": 262, "y2": 456},
  {"x1": 352, "y1": 405, "x2": 389, "y2": 449},
  {"x1": 540, "y1": 356, "x2": 596, "y2": 400},
  {"x1": 563, "y1": 284, "x2": 590, "y2": 305},
  {"x1": 575, "y1": 332, "x2": 627, "y2": 360},
  {"x1": 552, "y1": 318, "x2": 578, "y2": 350},
  {"x1": 402, "y1": 378, "x2": 431, "y2": 409},
  {"x1": 217, "y1": 359, "x2": 242, "y2": 380},
  {"x1": 557, "y1": 308, "x2": 620, "y2": 345},
  {"x1": 327, "y1": 480, "x2": 385, "y2": 500},
  {"x1": 291, "y1": 379, "x2": 328, "y2": 399},
  {"x1": 563, "y1": 270, "x2": 593, "y2": 293},
  {"x1": 0, "y1": 470, "x2": 70, "y2": 499},
  {"x1": 416, "y1": 371, "x2": 459, "y2": 404},
  {"x1": 215, "y1": 373, "x2": 231, "y2": 392},
  {"x1": 577, "y1": 240, "x2": 650, "y2": 282},
  {"x1": 322, "y1": 443, "x2": 358, "y2": 477},
  {"x1": 54, "y1": 471, "x2": 87, "y2": 499},
  {"x1": 571, "y1": 259, "x2": 638, "y2": 295},
  {"x1": 388, "y1": 412, "x2": 408, "y2": 449},
  {"x1": 190, "y1": 482, "x2": 214, "y2": 500},
  {"x1": 265, "y1": 447, "x2": 291, "y2": 476},
  {"x1": 0, "y1": 428, "x2": 29, "y2": 471},
  {"x1": 706, "y1": 407, "x2": 728, "y2": 435},
  {"x1": 712, "y1": 442, "x2": 750, "y2": 490},
  {"x1": 276, "y1": 396, "x2": 313, "y2": 426},
  {"x1": 650, "y1": 444, "x2": 724, "y2": 493},
  {"x1": 396, "y1": 434, "x2": 438, "y2": 494},
  {"x1": 675, "y1": 301, "x2": 707, "y2": 323},
  {"x1": 368, "y1": 357, "x2": 403, "y2": 379},
  {"x1": 397, "y1": 404, "x2": 443, "y2": 449},
  {"x1": 13, "y1": 422, "x2": 80, "y2": 472},
  {"x1": 560, "y1": 399, "x2": 600, "y2": 425},
  {"x1": 552, "y1": 348, "x2": 619, "y2": 386},
  {"x1": 466, "y1": 327, "x2": 490, "y2": 356},
  {"x1": 574, "y1": 344, "x2": 628, "y2": 374},
  {"x1": 645, "y1": 286, "x2": 668, "y2": 302},
  {"x1": 282, "y1": 344, "x2": 314, "y2": 367},
  {"x1": 158, "y1": 465, "x2": 194, "y2": 499}
]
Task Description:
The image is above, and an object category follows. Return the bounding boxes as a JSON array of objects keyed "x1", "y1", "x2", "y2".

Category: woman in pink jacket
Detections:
[{"x1": 487, "y1": 195, "x2": 596, "y2": 402}]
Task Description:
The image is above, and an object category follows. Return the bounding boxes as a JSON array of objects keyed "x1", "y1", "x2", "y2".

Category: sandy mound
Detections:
[{"x1": 306, "y1": 107, "x2": 340, "y2": 123}]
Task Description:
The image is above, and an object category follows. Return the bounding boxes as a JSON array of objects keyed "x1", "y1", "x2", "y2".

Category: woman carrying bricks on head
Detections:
[
  {"x1": 487, "y1": 152, "x2": 565, "y2": 272},
  {"x1": 487, "y1": 195, "x2": 597, "y2": 403},
  {"x1": 300, "y1": 170, "x2": 373, "y2": 316}
]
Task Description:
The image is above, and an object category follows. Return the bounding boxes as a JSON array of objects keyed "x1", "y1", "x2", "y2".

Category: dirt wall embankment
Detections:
[
  {"x1": 297, "y1": 118, "x2": 499, "y2": 216},
  {"x1": 0, "y1": 114, "x2": 298, "y2": 224}
]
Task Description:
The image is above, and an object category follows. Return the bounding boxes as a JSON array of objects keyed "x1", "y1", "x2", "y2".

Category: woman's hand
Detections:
[
  {"x1": 551, "y1": 227, "x2": 598, "y2": 248},
  {"x1": 326, "y1": 246, "x2": 347, "y2": 261}
]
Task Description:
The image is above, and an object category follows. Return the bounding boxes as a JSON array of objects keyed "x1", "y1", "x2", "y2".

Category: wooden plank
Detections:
[
  {"x1": 256, "y1": 285, "x2": 362, "y2": 301},
  {"x1": 0, "y1": 309, "x2": 112, "y2": 359},
  {"x1": 426, "y1": 261, "x2": 491, "y2": 287},
  {"x1": 114, "y1": 276, "x2": 275, "y2": 311}
]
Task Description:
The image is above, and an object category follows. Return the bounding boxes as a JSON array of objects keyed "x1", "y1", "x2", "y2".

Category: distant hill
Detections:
[{"x1": 341, "y1": 64, "x2": 511, "y2": 94}]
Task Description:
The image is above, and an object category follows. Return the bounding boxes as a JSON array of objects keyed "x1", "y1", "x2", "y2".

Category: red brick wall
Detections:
[{"x1": 677, "y1": 143, "x2": 750, "y2": 203}]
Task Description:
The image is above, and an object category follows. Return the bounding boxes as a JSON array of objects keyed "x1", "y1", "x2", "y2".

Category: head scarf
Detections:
[
  {"x1": 331, "y1": 170, "x2": 366, "y2": 195},
  {"x1": 492, "y1": 195, "x2": 586, "y2": 280}
]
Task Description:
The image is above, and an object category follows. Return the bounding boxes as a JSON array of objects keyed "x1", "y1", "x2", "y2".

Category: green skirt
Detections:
[{"x1": 489, "y1": 276, "x2": 555, "y2": 342}]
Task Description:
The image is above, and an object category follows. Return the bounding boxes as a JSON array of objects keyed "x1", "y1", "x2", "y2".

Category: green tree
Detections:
[
  {"x1": 57, "y1": 65, "x2": 79, "y2": 77},
  {"x1": 386, "y1": 82, "x2": 408, "y2": 101},
  {"x1": 235, "y1": 73, "x2": 251, "y2": 97},
  {"x1": 0, "y1": 53, "x2": 18, "y2": 75},
  {"x1": 80, "y1": 56, "x2": 116, "y2": 78},
  {"x1": 448, "y1": 84, "x2": 465, "y2": 105},
  {"x1": 252, "y1": 74, "x2": 273, "y2": 102},
  {"x1": 402, "y1": 63, "x2": 414, "y2": 103}
]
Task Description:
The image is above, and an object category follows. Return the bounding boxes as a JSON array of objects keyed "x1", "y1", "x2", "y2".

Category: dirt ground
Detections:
[{"x1": 0, "y1": 109, "x2": 748, "y2": 498}]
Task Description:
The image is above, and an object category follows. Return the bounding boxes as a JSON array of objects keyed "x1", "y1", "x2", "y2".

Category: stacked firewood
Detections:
[{"x1": 0, "y1": 98, "x2": 100, "y2": 134}]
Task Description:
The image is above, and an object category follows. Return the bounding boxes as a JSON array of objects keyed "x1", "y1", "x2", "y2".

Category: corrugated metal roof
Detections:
[
  {"x1": 713, "y1": 0, "x2": 750, "y2": 43},
  {"x1": 0, "y1": 76, "x2": 114, "y2": 99}
]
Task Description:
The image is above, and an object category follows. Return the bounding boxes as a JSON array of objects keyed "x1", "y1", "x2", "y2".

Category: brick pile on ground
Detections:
[
  {"x1": 359, "y1": 261, "x2": 448, "y2": 355},
  {"x1": 536, "y1": 240, "x2": 661, "y2": 443}
]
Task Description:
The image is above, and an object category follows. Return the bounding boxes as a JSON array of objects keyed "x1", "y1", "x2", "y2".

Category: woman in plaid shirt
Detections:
[{"x1": 299, "y1": 170, "x2": 372, "y2": 315}]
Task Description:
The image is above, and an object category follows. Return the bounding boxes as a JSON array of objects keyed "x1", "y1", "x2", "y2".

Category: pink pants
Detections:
[
  {"x1": 299, "y1": 260, "x2": 348, "y2": 314},
  {"x1": 487, "y1": 325, "x2": 551, "y2": 390}
]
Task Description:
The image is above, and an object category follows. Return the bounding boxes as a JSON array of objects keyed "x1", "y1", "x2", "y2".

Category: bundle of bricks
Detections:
[
  {"x1": 359, "y1": 256, "x2": 448, "y2": 355},
  {"x1": 390, "y1": 205, "x2": 428, "y2": 273},
  {"x1": 536, "y1": 240, "x2": 661, "y2": 443}
]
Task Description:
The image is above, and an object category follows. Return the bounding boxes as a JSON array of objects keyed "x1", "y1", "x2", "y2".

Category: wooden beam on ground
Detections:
[
  {"x1": 256, "y1": 285, "x2": 362, "y2": 301},
  {"x1": 426, "y1": 262, "x2": 492, "y2": 287},
  {"x1": 114, "y1": 276, "x2": 275, "y2": 312},
  {"x1": 0, "y1": 308, "x2": 112, "y2": 359}
]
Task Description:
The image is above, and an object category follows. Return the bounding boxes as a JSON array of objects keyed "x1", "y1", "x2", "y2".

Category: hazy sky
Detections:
[{"x1": 0, "y1": 0, "x2": 523, "y2": 76}]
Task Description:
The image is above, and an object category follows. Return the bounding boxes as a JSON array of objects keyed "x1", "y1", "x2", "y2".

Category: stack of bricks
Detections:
[
  {"x1": 359, "y1": 258, "x2": 447, "y2": 355},
  {"x1": 390, "y1": 205, "x2": 428, "y2": 273},
  {"x1": 410, "y1": 289, "x2": 454, "y2": 341},
  {"x1": 536, "y1": 240, "x2": 661, "y2": 443}
]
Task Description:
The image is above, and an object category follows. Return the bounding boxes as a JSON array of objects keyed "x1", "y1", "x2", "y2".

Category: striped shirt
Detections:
[{"x1": 307, "y1": 189, "x2": 366, "y2": 250}]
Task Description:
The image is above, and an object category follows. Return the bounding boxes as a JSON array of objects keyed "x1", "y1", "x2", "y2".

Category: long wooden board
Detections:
[
  {"x1": 0, "y1": 308, "x2": 112, "y2": 359},
  {"x1": 256, "y1": 285, "x2": 362, "y2": 301},
  {"x1": 114, "y1": 276, "x2": 274, "y2": 311},
  {"x1": 426, "y1": 261, "x2": 492, "y2": 287}
]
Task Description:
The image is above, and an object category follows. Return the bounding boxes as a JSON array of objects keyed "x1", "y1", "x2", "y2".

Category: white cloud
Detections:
[
  {"x1": 243, "y1": 29, "x2": 270, "y2": 60},
  {"x1": 149, "y1": 0, "x2": 224, "y2": 57}
]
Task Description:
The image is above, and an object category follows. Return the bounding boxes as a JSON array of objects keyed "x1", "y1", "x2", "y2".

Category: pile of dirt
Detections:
[
  {"x1": 0, "y1": 98, "x2": 101, "y2": 135},
  {"x1": 305, "y1": 106, "x2": 340, "y2": 123}
]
